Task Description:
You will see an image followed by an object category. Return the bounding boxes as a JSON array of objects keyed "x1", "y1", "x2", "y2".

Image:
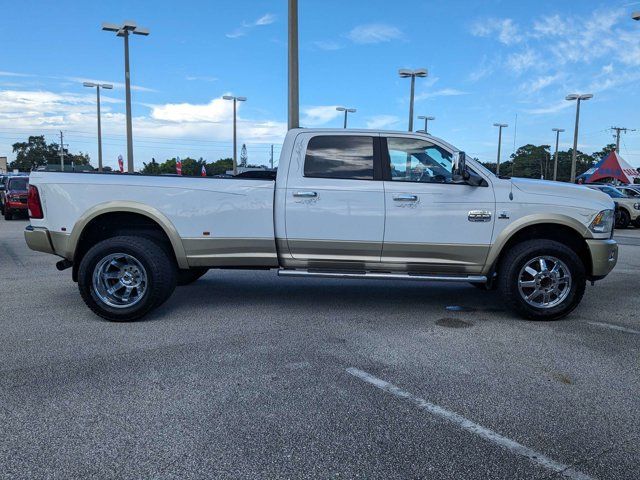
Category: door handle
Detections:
[
  {"x1": 293, "y1": 191, "x2": 318, "y2": 198},
  {"x1": 393, "y1": 194, "x2": 418, "y2": 202}
]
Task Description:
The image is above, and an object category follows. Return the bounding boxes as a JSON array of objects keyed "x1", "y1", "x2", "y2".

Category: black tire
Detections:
[
  {"x1": 498, "y1": 239, "x2": 586, "y2": 321},
  {"x1": 616, "y1": 209, "x2": 631, "y2": 229},
  {"x1": 4, "y1": 208, "x2": 12, "y2": 220},
  {"x1": 177, "y1": 267, "x2": 209, "y2": 286},
  {"x1": 633, "y1": 218, "x2": 640, "y2": 229},
  {"x1": 78, "y1": 236, "x2": 177, "y2": 322}
]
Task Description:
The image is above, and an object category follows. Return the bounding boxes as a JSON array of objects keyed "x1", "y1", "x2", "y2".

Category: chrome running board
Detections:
[{"x1": 278, "y1": 269, "x2": 487, "y2": 283}]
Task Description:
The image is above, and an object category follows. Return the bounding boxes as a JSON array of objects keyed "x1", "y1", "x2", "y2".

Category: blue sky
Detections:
[{"x1": 1, "y1": 0, "x2": 640, "y2": 169}]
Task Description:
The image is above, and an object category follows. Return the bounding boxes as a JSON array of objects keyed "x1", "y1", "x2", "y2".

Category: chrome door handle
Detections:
[
  {"x1": 293, "y1": 191, "x2": 318, "y2": 198},
  {"x1": 393, "y1": 194, "x2": 418, "y2": 202}
]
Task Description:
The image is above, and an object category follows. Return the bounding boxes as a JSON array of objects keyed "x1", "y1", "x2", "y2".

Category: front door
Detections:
[
  {"x1": 381, "y1": 135, "x2": 495, "y2": 274},
  {"x1": 284, "y1": 133, "x2": 385, "y2": 268}
]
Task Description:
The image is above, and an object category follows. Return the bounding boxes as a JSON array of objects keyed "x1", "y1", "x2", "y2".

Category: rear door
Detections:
[{"x1": 284, "y1": 132, "x2": 385, "y2": 267}]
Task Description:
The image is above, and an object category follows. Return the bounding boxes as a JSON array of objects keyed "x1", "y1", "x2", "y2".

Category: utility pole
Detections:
[
  {"x1": 552, "y1": 128, "x2": 564, "y2": 181},
  {"x1": 611, "y1": 127, "x2": 635, "y2": 152},
  {"x1": 566, "y1": 93, "x2": 593, "y2": 183},
  {"x1": 399, "y1": 68, "x2": 428, "y2": 131},
  {"x1": 102, "y1": 21, "x2": 150, "y2": 173},
  {"x1": 417, "y1": 115, "x2": 435, "y2": 134},
  {"x1": 288, "y1": 0, "x2": 299, "y2": 130},
  {"x1": 493, "y1": 123, "x2": 508, "y2": 176},
  {"x1": 270, "y1": 144, "x2": 274, "y2": 169},
  {"x1": 223, "y1": 95, "x2": 247, "y2": 175},
  {"x1": 83, "y1": 82, "x2": 113, "y2": 172},
  {"x1": 59, "y1": 131, "x2": 65, "y2": 171}
]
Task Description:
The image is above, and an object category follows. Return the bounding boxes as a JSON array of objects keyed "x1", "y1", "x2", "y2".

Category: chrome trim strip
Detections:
[{"x1": 278, "y1": 269, "x2": 487, "y2": 283}]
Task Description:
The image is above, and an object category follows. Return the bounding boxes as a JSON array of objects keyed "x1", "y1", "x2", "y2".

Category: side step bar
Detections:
[{"x1": 278, "y1": 269, "x2": 487, "y2": 283}]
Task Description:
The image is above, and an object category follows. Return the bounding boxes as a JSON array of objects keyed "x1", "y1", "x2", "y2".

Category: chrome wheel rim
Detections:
[
  {"x1": 92, "y1": 253, "x2": 148, "y2": 308},
  {"x1": 517, "y1": 256, "x2": 571, "y2": 309}
]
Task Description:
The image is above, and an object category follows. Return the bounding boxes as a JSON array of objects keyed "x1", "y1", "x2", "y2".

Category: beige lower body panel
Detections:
[
  {"x1": 279, "y1": 239, "x2": 488, "y2": 274},
  {"x1": 586, "y1": 238, "x2": 618, "y2": 277},
  {"x1": 183, "y1": 237, "x2": 279, "y2": 268}
]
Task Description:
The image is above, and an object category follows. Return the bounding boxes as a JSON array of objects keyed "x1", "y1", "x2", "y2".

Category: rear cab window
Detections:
[
  {"x1": 8, "y1": 177, "x2": 29, "y2": 191},
  {"x1": 304, "y1": 135, "x2": 375, "y2": 180}
]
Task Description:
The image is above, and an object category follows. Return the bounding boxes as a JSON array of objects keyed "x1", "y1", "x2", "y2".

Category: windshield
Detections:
[
  {"x1": 599, "y1": 186, "x2": 625, "y2": 198},
  {"x1": 8, "y1": 177, "x2": 28, "y2": 191}
]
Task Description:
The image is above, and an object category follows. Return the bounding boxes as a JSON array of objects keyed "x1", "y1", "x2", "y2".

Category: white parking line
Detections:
[
  {"x1": 587, "y1": 321, "x2": 640, "y2": 335},
  {"x1": 346, "y1": 367, "x2": 594, "y2": 480}
]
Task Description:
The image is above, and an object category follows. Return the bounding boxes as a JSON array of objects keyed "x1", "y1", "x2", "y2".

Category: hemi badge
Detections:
[{"x1": 498, "y1": 211, "x2": 510, "y2": 219}]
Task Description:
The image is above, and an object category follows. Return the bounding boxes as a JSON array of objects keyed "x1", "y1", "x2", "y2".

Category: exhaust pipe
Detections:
[{"x1": 56, "y1": 259, "x2": 73, "y2": 271}]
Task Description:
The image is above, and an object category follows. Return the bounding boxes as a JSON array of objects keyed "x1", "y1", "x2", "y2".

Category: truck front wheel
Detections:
[
  {"x1": 78, "y1": 236, "x2": 177, "y2": 322},
  {"x1": 499, "y1": 239, "x2": 586, "y2": 321}
]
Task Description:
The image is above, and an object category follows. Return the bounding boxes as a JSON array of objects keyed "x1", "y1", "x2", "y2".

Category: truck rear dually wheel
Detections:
[
  {"x1": 499, "y1": 239, "x2": 585, "y2": 321},
  {"x1": 78, "y1": 236, "x2": 176, "y2": 322}
]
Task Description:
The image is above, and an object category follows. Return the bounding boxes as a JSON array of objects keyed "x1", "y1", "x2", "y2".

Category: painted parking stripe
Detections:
[
  {"x1": 587, "y1": 321, "x2": 640, "y2": 335},
  {"x1": 346, "y1": 367, "x2": 593, "y2": 480}
]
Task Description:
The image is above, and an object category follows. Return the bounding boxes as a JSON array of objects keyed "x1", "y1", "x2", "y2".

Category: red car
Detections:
[{"x1": 2, "y1": 176, "x2": 29, "y2": 220}]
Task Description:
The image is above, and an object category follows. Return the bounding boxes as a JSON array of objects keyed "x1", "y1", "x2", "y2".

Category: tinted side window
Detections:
[{"x1": 304, "y1": 136, "x2": 374, "y2": 180}]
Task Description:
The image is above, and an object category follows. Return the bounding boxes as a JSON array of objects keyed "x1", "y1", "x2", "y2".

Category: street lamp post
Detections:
[
  {"x1": 417, "y1": 115, "x2": 435, "y2": 134},
  {"x1": 565, "y1": 93, "x2": 593, "y2": 183},
  {"x1": 223, "y1": 95, "x2": 247, "y2": 175},
  {"x1": 551, "y1": 128, "x2": 565, "y2": 181},
  {"x1": 633, "y1": 11, "x2": 640, "y2": 21},
  {"x1": 493, "y1": 123, "x2": 508, "y2": 176},
  {"x1": 288, "y1": 0, "x2": 299, "y2": 130},
  {"x1": 102, "y1": 21, "x2": 149, "y2": 173},
  {"x1": 336, "y1": 107, "x2": 356, "y2": 128},
  {"x1": 399, "y1": 68, "x2": 428, "y2": 131},
  {"x1": 83, "y1": 82, "x2": 113, "y2": 173}
]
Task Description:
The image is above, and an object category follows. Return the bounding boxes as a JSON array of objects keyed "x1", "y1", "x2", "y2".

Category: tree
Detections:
[
  {"x1": 240, "y1": 144, "x2": 248, "y2": 167},
  {"x1": 10, "y1": 135, "x2": 91, "y2": 171},
  {"x1": 591, "y1": 143, "x2": 616, "y2": 162},
  {"x1": 139, "y1": 156, "x2": 235, "y2": 176}
]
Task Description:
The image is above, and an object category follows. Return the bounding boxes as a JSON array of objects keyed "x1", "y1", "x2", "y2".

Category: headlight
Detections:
[
  {"x1": 589, "y1": 209, "x2": 614, "y2": 233},
  {"x1": 634, "y1": 203, "x2": 640, "y2": 210}
]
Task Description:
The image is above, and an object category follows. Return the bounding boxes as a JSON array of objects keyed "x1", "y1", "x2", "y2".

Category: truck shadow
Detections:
[{"x1": 162, "y1": 270, "x2": 505, "y2": 318}]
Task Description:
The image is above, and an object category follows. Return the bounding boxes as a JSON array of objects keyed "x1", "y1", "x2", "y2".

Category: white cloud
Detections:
[
  {"x1": 185, "y1": 75, "x2": 218, "y2": 82},
  {"x1": 64, "y1": 76, "x2": 156, "y2": 92},
  {"x1": 149, "y1": 97, "x2": 233, "y2": 123},
  {"x1": 520, "y1": 74, "x2": 562, "y2": 93},
  {"x1": 365, "y1": 115, "x2": 399, "y2": 129},
  {"x1": 313, "y1": 40, "x2": 343, "y2": 51},
  {"x1": 524, "y1": 101, "x2": 574, "y2": 115},
  {"x1": 505, "y1": 49, "x2": 541, "y2": 75},
  {"x1": 532, "y1": 15, "x2": 566, "y2": 37},
  {"x1": 226, "y1": 13, "x2": 276, "y2": 39},
  {"x1": 347, "y1": 24, "x2": 403, "y2": 44},
  {"x1": 301, "y1": 105, "x2": 342, "y2": 126},
  {"x1": 415, "y1": 88, "x2": 469, "y2": 101},
  {"x1": 0, "y1": 71, "x2": 33, "y2": 77},
  {"x1": 471, "y1": 18, "x2": 522, "y2": 45}
]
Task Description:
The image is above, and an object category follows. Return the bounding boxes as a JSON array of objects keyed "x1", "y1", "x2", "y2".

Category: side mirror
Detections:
[{"x1": 453, "y1": 151, "x2": 470, "y2": 182}]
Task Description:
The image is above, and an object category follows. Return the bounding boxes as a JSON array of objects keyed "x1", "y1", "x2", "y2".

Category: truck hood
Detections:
[{"x1": 510, "y1": 178, "x2": 613, "y2": 211}]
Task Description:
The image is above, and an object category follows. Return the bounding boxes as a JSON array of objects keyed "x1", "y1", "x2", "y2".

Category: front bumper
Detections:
[
  {"x1": 586, "y1": 238, "x2": 618, "y2": 279},
  {"x1": 24, "y1": 225, "x2": 55, "y2": 255}
]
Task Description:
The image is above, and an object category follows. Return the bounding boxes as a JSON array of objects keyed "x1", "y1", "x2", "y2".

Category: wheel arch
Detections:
[
  {"x1": 484, "y1": 215, "x2": 592, "y2": 278},
  {"x1": 69, "y1": 202, "x2": 189, "y2": 278}
]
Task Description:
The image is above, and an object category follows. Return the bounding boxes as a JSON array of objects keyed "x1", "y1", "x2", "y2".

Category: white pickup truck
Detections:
[{"x1": 24, "y1": 129, "x2": 618, "y2": 322}]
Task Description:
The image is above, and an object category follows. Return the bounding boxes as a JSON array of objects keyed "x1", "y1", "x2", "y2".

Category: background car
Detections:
[
  {"x1": 616, "y1": 185, "x2": 640, "y2": 198},
  {"x1": 587, "y1": 184, "x2": 640, "y2": 228},
  {"x1": 1, "y1": 175, "x2": 29, "y2": 220}
]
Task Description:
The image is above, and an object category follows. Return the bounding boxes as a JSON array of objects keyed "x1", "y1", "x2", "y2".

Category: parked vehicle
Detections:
[
  {"x1": 0, "y1": 173, "x2": 28, "y2": 215},
  {"x1": 586, "y1": 184, "x2": 640, "y2": 228},
  {"x1": 2, "y1": 176, "x2": 29, "y2": 220},
  {"x1": 24, "y1": 129, "x2": 617, "y2": 322},
  {"x1": 616, "y1": 185, "x2": 640, "y2": 199}
]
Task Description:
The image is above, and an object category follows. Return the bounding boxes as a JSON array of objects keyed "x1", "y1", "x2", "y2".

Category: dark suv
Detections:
[{"x1": 1, "y1": 176, "x2": 29, "y2": 220}]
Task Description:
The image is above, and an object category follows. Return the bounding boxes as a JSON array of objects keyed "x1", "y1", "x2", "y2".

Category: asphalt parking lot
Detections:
[{"x1": 1, "y1": 218, "x2": 639, "y2": 479}]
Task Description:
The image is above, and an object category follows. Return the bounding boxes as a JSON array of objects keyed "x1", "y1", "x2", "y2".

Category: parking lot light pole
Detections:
[
  {"x1": 633, "y1": 11, "x2": 640, "y2": 21},
  {"x1": 336, "y1": 107, "x2": 356, "y2": 128},
  {"x1": 493, "y1": 123, "x2": 508, "y2": 176},
  {"x1": 83, "y1": 82, "x2": 113, "y2": 173},
  {"x1": 565, "y1": 93, "x2": 593, "y2": 183},
  {"x1": 399, "y1": 68, "x2": 428, "y2": 131},
  {"x1": 223, "y1": 95, "x2": 247, "y2": 175},
  {"x1": 551, "y1": 128, "x2": 565, "y2": 181},
  {"x1": 417, "y1": 115, "x2": 435, "y2": 134},
  {"x1": 102, "y1": 21, "x2": 149, "y2": 173}
]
